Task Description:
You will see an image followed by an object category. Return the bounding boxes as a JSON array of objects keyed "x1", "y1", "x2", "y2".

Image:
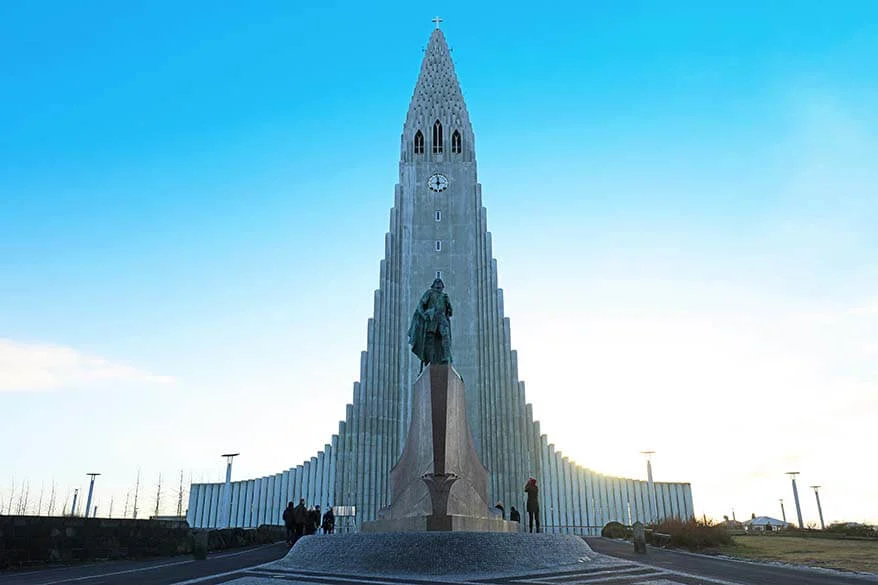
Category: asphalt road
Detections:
[
  {"x1": 0, "y1": 542, "x2": 289, "y2": 585},
  {"x1": 584, "y1": 536, "x2": 878, "y2": 585}
]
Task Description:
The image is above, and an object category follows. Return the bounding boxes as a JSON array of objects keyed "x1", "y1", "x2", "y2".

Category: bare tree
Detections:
[
  {"x1": 18, "y1": 481, "x2": 30, "y2": 515},
  {"x1": 176, "y1": 470, "x2": 184, "y2": 517},
  {"x1": 36, "y1": 482, "x2": 45, "y2": 516},
  {"x1": 7, "y1": 478, "x2": 15, "y2": 514},
  {"x1": 47, "y1": 481, "x2": 57, "y2": 516},
  {"x1": 133, "y1": 469, "x2": 141, "y2": 519},
  {"x1": 154, "y1": 473, "x2": 163, "y2": 518}
]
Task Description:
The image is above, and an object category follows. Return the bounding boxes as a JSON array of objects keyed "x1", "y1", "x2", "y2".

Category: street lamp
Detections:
[
  {"x1": 786, "y1": 472, "x2": 804, "y2": 529},
  {"x1": 641, "y1": 451, "x2": 658, "y2": 523},
  {"x1": 779, "y1": 498, "x2": 786, "y2": 523},
  {"x1": 220, "y1": 453, "x2": 239, "y2": 529},
  {"x1": 810, "y1": 486, "x2": 825, "y2": 530},
  {"x1": 70, "y1": 488, "x2": 79, "y2": 517},
  {"x1": 84, "y1": 473, "x2": 101, "y2": 519}
]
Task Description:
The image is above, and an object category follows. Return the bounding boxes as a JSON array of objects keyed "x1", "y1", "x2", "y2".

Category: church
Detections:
[{"x1": 187, "y1": 24, "x2": 693, "y2": 533}]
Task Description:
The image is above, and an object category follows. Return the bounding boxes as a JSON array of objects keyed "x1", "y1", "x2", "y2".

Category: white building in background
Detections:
[{"x1": 187, "y1": 25, "x2": 693, "y2": 533}]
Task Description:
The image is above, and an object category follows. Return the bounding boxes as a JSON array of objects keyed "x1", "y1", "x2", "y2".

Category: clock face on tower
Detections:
[{"x1": 427, "y1": 173, "x2": 449, "y2": 192}]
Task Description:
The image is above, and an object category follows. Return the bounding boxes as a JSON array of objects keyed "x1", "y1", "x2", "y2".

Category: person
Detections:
[
  {"x1": 293, "y1": 498, "x2": 307, "y2": 541},
  {"x1": 494, "y1": 501, "x2": 505, "y2": 519},
  {"x1": 282, "y1": 501, "x2": 296, "y2": 545},
  {"x1": 408, "y1": 278, "x2": 453, "y2": 369},
  {"x1": 525, "y1": 477, "x2": 540, "y2": 533},
  {"x1": 307, "y1": 505, "x2": 321, "y2": 535},
  {"x1": 510, "y1": 506, "x2": 521, "y2": 523},
  {"x1": 322, "y1": 506, "x2": 335, "y2": 534}
]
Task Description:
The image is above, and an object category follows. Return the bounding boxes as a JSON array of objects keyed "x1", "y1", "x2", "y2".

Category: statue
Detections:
[{"x1": 408, "y1": 278, "x2": 453, "y2": 369}]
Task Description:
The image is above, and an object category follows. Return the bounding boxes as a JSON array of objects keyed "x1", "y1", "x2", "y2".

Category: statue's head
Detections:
[{"x1": 431, "y1": 278, "x2": 445, "y2": 291}]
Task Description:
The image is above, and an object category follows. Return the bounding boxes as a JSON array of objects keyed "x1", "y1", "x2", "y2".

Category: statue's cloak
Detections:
[{"x1": 408, "y1": 288, "x2": 452, "y2": 365}]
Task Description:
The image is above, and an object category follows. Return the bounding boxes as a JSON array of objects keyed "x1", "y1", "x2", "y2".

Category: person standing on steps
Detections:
[{"x1": 525, "y1": 477, "x2": 540, "y2": 533}]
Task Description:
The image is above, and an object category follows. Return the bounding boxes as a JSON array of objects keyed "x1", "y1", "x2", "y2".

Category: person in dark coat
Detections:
[
  {"x1": 321, "y1": 506, "x2": 335, "y2": 534},
  {"x1": 307, "y1": 506, "x2": 320, "y2": 535},
  {"x1": 494, "y1": 501, "x2": 505, "y2": 519},
  {"x1": 510, "y1": 506, "x2": 521, "y2": 523},
  {"x1": 293, "y1": 498, "x2": 307, "y2": 541},
  {"x1": 525, "y1": 477, "x2": 540, "y2": 533},
  {"x1": 282, "y1": 501, "x2": 296, "y2": 545}
]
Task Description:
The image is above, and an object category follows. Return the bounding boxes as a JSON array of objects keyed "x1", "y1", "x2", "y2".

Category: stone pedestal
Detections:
[{"x1": 363, "y1": 364, "x2": 516, "y2": 533}]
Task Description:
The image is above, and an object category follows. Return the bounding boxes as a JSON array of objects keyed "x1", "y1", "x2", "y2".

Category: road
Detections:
[
  {"x1": 0, "y1": 543, "x2": 289, "y2": 585},
  {"x1": 584, "y1": 536, "x2": 878, "y2": 585}
]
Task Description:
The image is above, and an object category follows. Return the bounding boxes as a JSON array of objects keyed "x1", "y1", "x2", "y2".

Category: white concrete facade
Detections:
[{"x1": 186, "y1": 28, "x2": 693, "y2": 532}]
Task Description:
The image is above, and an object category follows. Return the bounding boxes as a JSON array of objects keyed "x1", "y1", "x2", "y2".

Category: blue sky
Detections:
[{"x1": 1, "y1": 1, "x2": 876, "y2": 523}]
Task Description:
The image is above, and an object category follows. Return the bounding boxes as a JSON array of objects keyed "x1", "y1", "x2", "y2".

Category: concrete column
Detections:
[
  {"x1": 242, "y1": 480, "x2": 252, "y2": 527},
  {"x1": 632, "y1": 481, "x2": 644, "y2": 523},
  {"x1": 236, "y1": 481, "x2": 247, "y2": 527},
  {"x1": 265, "y1": 475, "x2": 275, "y2": 526},
  {"x1": 252, "y1": 478, "x2": 262, "y2": 526},
  {"x1": 329, "y1": 435, "x2": 339, "y2": 509},
  {"x1": 281, "y1": 470, "x2": 290, "y2": 510},
  {"x1": 571, "y1": 464, "x2": 583, "y2": 534},
  {"x1": 656, "y1": 483, "x2": 667, "y2": 522},
  {"x1": 558, "y1": 453, "x2": 576, "y2": 534},
  {"x1": 599, "y1": 475, "x2": 611, "y2": 528},
  {"x1": 229, "y1": 482, "x2": 240, "y2": 528},
  {"x1": 585, "y1": 470, "x2": 597, "y2": 534},
  {"x1": 625, "y1": 480, "x2": 635, "y2": 525},
  {"x1": 315, "y1": 452, "x2": 325, "y2": 511},
  {"x1": 362, "y1": 316, "x2": 376, "y2": 522},
  {"x1": 613, "y1": 478, "x2": 625, "y2": 523},
  {"x1": 539, "y1": 434, "x2": 549, "y2": 531},
  {"x1": 209, "y1": 484, "x2": 221, "y2": 528},
  {"x1": 301, "y1": 462, "x2": 312, "y2": 507},
  {"x1": 308, "y1": 456, "x2": 318, "y2": 509},
  {"x1": 335, "y1": 421, "x2": 347, "y2": 506},
  {"x1": 186, "y1": 485, "x2": 198, "y2": 527}
]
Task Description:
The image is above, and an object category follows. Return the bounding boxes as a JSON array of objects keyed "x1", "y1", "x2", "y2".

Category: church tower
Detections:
[{"x1": 186, "y1": 24, "x2": 693, "y2": 532}]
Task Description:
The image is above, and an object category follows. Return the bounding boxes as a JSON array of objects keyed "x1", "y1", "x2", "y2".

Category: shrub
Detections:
[
  {"x1": 650, "y1": 518, "x2": 732, "y2": 550},
  {"x1": 601, "y1": 521, "x2": 631, "y2": 539}
]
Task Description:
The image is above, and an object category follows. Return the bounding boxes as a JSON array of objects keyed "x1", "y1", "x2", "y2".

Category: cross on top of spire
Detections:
[{"x1": 432, "y1": 16, "x2": 443, "y2": 29}]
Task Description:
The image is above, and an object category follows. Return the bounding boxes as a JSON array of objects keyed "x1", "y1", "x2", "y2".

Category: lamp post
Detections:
[
  {"x1": 70, "y1": 488, "x2": 79, "y2": 517},
  {"x1": 786, "y1": 472, "x2": 804, "y2": 529},
  {"x1": 779, "y1": 498, "x2": 786, "y2": 523},
  {"x1": 810, "y1": 486, "x2": 825, "y2": 530},
  {"x1": 641, "y1": 451, "x2": 657, "y2": 523},
  {"x1": 84, "y1": 473, "x2": 101, "y2": 519},
  {"x1": 220, "y1": 453, "x2": 239, "y2": 528}
]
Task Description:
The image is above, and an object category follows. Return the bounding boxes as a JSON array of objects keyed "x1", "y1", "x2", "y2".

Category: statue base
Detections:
[{"x1": 362, "y1": 364, "x2": 517, "y2": 533}]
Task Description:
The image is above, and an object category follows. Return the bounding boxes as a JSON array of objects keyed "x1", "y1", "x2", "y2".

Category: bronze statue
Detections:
[{"x1": 408, "y1": 278, "x2": 453, "y2": 369}]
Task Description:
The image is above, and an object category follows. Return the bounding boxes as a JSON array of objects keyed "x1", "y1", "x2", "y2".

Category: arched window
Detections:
[
  {"x1": 451, "y1": 130, "x2": 462, "y2": 154},
  {"x1": 414, "y1": 130, "x2": 424, "y2": 155},
  {"x1": 432, "y1": 120, "x2": 443, "y2": 154}
]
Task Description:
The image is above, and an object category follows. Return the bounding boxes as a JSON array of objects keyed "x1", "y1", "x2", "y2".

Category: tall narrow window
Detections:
[
  {"x1": 414, "y1": 130, "x2": 424, "y2": 155},
  {"x1": 451, "y1": 130, "x2": 462, "y2": 154},
  {"x1": 435, "y1": 240, "x2": 442, "y2": 251},
  {"x1": 436, "y1": 271, "x2": 441, "y2": 279},
  {"x1": 435, "y1": 210, "x2": 441, "y2": 221},
  {"x1": 432, "y1": 120, "x2": 443, "y2": 153}
]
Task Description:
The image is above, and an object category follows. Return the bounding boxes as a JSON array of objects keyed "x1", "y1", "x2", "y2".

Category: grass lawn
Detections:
[{"x1": 718, "y1": 535, "x2": 878, "y2": 574}]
